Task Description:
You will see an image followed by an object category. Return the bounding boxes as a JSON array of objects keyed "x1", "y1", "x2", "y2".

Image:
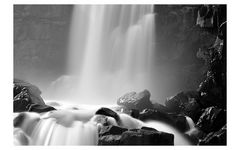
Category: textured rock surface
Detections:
[
  {"x1": 14, "y1": 79, "x2": 56, "y2": 113},
  {"x1": 117, "y1": 90, "x2": 153, "y2": 111},
  {"x1": 165, "y1": 91, "x2": 202, "y2": 122},
  {"x1": 199, "y1": 124, "x2": 226, "y2": 145},
  {"x1": 196, "y1": 106, "x2": 226, "y2": 133},
  {"x1": 95, "y1": 107, "x2": 120, "y2": 123},
  {"x1": 98, "y1": 125, "x2": 174, "y2": 145}
]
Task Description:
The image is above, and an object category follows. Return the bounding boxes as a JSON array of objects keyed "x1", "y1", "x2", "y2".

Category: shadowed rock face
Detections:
[
  {"x1": 165, "y1": 91, "x2": 202, "y2": 122},
  {"x1": 14, "y1": 79, "x2": 56, "y2": 113},
  {"x1": 98, "y1": 125, "x2": 174, "y2": 145},
  {"x1": 196, "y1": 106, "x2": 226, "y2": 133},
  {"x1": 199, "y1": 124, "x2": 226, "y2": 145}
]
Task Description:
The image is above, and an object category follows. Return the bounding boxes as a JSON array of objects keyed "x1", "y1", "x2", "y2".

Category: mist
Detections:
[{"x1": 14, "y1": 5, "x2": 214, "y2": 104}]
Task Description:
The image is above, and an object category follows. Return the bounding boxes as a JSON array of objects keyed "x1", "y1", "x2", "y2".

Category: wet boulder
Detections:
[
  {"x1": 14, "y1": 79, "x2": 56, "y2": 113},
  {"x1": 95, "y1": 107, "x2": 120, "y2": 123},
  {"x1": 165, "y1": 91, "x2": 202, "y2": 122},
  {"x1": 117, "y1": 90, "x2": 153, "y2": 111},
  {"x1": 98, "y1": 125, "x2": 174, "y2": 145},
  {"x1": 120, "y1": 129, "x2": 174, "y2": 145},
  {"x1": 196, "y1": 106, "x2": 226, "y2": 133},
  {"x1": 14, "y1": 79, "x2": 45, "y2": 105},
  {"x1": 99, "y1": 125, "x2": 128, "y2": 136},
  {"x1": 27, "y1": 104, "x2": 56, "y2": 113},
  {"x1": 14, "y1": 90, "x2": 32, "y2": 112}
]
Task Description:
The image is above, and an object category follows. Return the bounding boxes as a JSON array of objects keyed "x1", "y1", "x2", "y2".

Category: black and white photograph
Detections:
[{"x1": 11, "y1": 2, "x2": 228, "y2": 146}]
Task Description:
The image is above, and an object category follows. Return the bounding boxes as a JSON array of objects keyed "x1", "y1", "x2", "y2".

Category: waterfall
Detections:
[
  {"x1": 67, "y1": 5, "x2": 155, "y2": 103},
  {"x1": 14, "y1": 108, "x2": 192, "y2": 145},
  {"x1": 13, "y1": 5, "x2": 193, "y2": 146}
]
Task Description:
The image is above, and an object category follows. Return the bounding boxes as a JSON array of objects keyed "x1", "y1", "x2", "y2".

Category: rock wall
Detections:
[{"x1": 152, "y1": 5, "x2": 226, "y2": 101}]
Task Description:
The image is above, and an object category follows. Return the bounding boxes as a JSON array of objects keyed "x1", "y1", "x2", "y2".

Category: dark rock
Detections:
[
  {"x1": 14, "y1": 79, "x2": 45, "y2": 105},
  {"x1": 98, "y1": 125, "x2": 174, "y2": 145},
  {"x1": 130, "y1": 109, "x2": 139, "y2": 119},
  {"x1": 28, "y1": 104, "x2": 56, "y2": 113},
  {"x1": 165, "y1": 91, "x2": 202, "y2": 122},
  {"x1": 13, "y1": 79, "x2": 56, "y2": 113},
  {"x1": 196, "y1": 23, "x2": 226, "y2": 109},
  {"x1": 139, "y1": 109, "x2": 173, "y2": 125},
  {"x1": 119, "y1": 130, "x2": 174, "y2": 145},
  {"x1": 95, "y1": 107, "x2": 120, "y2": 123},
  {"x1": 98, "y1": 135, "x2": 122, "y2": 145},
  {"x1": 196, "y1": 106, "x2": 226, "y2": 133},
  {"x1": 14, "y1": 97, "x2": 31, "y2": 112},
  {"x1": 198, "y1": 71, "x2": 225, "y2": 108},
  {"x1": 141, "y1": 126, "x2": 158, "y2": 132},
  {"x1": 199, "y1": 124, "x2": 226, "y2": 145},
  {"x1": 117, "y1": 90, "x2": 153, "y2": 111},
  {"x1": 99, "y1": 125, "x2": 128, "y2": 136}
]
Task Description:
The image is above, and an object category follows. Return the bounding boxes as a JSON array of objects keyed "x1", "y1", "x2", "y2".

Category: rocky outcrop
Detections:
[
  {"x1": 98, "y1": 125, "x2": 174, "y2": 145},
  {"x1": 14, "y1": 79, "x2": 45, "y2": 105},
  {"x1": 141, "y1": 5, "x2": 226, "y2": 145},
  {"x1": 95, "y1": 107, "x2": 120, "y2": 124},
  {"x1": 165, "y1": 91, "x2": 202, "y2": 122},
  {"x1": 199, "y1": 124, "x2": 226, "y2": 145},
  {"x1": 14, "y1": 79, "x2": 56, "y2": 113},
  {"x1": 117, "y1": 90, "x2": 153, "y2": 111},
  {"x1": 196, "y1": 106, "x2": 226, "y2": 133}
]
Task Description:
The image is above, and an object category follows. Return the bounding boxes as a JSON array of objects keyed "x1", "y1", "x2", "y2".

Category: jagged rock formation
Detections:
[
  {"x1": 14, "y1": 79, "x2": 56, "y2": 113},
  {"x1": 98, "y1": 125, "x2": 174, "y2": 145}
]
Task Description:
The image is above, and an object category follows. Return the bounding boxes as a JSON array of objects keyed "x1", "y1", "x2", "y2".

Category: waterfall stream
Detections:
[
  {"x1": 14, "y1": 102, "x2": 193, "y2": 145},
  {"x1": 14, "y1": 110, "x2": 192, "y2": 145},
  {"x1": 67, "y1": 5, "x2": 155, "y2": 103}
]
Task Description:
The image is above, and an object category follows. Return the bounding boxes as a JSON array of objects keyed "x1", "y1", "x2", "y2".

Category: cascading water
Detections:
[
  {"x1": 67, "y1": 5, "x2": 155, "y2": 103},
  {"x1": 14, "y1": 102, "x2": 192, "y2": 145},
  {"x1": 14, "y1": 5, "x2": 193, "y2": 146}
]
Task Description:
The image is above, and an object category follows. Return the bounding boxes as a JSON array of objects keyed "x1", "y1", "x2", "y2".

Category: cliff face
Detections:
[
  {"x1": 14, "y1": 5, "x2": 73, "y2": 88},
  {"x1": 152, "y1": 5, "x2": 226, "y2": 100}
]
